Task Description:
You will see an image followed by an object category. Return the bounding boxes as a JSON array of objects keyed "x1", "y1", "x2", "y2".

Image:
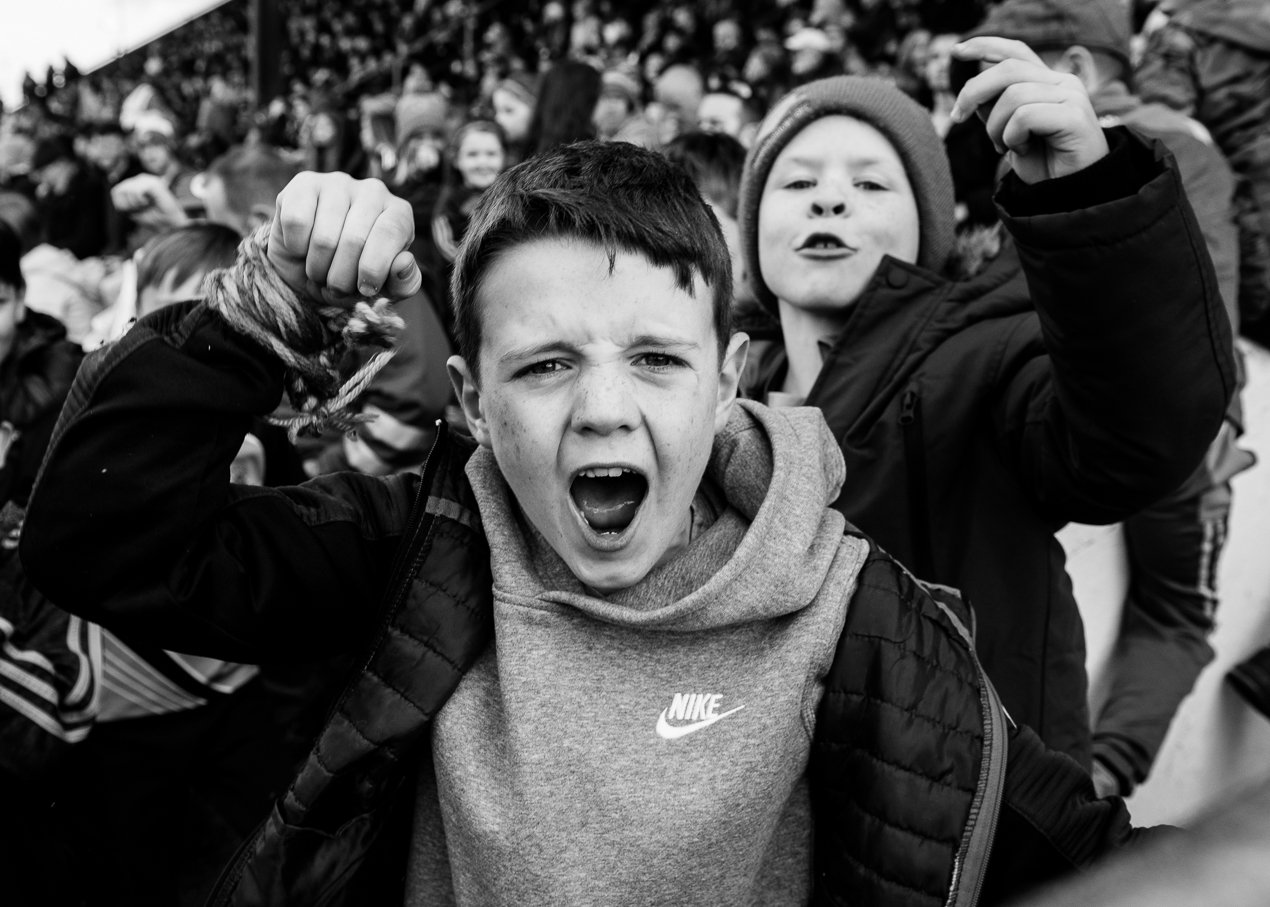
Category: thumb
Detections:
[{"x1": 382, "y1": 250, "x2": 424, "y2": 300}]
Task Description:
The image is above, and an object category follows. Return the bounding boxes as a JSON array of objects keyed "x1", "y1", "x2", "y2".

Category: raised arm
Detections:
[
  {"x1": 20, "y1": 175, "x2": 429, "y2": 662},
  {"x1": 954, "y1": 38, "x2": 1236, "y2": 522}
]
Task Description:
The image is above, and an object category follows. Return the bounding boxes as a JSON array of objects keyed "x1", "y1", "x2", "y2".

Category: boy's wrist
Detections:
[{"x1": 997, "y1": 127, "x2": 1144, "y2": 217}]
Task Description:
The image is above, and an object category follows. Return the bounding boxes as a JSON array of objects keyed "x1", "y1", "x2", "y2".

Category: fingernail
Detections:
[
  {"x1": 949, "y1": 103, "x2": 963, "y2": 123},
  {"x1": 359, "y1": 282, "x2": 378, "y2": 297}
]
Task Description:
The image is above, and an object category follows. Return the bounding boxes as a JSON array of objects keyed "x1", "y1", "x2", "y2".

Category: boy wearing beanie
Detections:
[
  {"x1": 740, "y1": 37, "x2": 1236, "y2": 767},
  {"x1": 23, "y1": 42, "x2": 1201, "y2": 907},
  {"x1": 975, "y1": 0, "x2": 1255, "y2": 803}
]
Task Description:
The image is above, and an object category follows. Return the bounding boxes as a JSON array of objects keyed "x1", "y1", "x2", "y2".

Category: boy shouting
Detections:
[{"x1": 25, "y1": 41, "x2": 1169, "y2": 907}]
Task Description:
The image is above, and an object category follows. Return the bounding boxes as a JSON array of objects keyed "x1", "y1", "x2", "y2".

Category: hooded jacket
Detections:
[
  {"x1": 20, "y1": 298, "x2": 1138, "y2": 907},
  {"x1": 750, "y1": 132, "x2": 1236, "y2": 763}
]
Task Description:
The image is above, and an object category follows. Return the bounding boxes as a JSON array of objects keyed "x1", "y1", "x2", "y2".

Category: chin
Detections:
[{"x1": 567, "y1": 552, "x2": 656, "y2": 596}]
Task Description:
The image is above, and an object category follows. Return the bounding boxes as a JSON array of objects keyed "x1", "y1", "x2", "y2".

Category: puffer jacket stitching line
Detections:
[
  {"x1": 815, "y1": 743, "x2": 977, "y2": 795},
  {"x1": 400, "y1": 567, "x2": 487, "y2": 619},
  {"x1": 838, "y1": 844, "x2": 947, "y2": 899},
  {"x1": 822, "y1": 691, "x2": 980, "y2": 740},
  {"x1": 841, "y1": 791, "x2": 963, "y2": 847},
  {"x1": 365, "y1": 660, "x2": 456, "y2": 714},
  {"x1": 839, "y1": 629, "x2": 978, "y2": 680},
  {"x1": 383, "y1": 624, "x2": 468, "y2": 675}
]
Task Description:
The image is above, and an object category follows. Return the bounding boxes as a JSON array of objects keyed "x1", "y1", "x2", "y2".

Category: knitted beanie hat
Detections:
[
  {"x1": 395, "y1": 92, "x2": 450, "y2": 147},
  {"x1": 738, "y1": 76, "x2": 957, "y2": 314}
]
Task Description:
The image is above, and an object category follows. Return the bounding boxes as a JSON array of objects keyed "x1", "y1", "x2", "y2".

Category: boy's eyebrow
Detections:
[
  {"x1": 497, "y1": 334, "x2": 703, "y2": 364},
  {"x1": 627, "y1": 334, "x2": 703, "y2": 351}
]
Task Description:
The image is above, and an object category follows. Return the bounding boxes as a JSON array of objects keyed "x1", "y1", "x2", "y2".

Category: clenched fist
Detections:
[{"x1": 268, "y1": 172, "x2": 424, "y2": 308}]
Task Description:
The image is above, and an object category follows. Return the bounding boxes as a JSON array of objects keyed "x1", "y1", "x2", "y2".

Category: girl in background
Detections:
[{"x1": 429, "y1": 120, "x2": 508, "y2": 330}]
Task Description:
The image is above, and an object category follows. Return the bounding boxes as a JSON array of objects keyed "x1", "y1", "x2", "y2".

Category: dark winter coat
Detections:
[{"x1": 750, "y1": 132, "x2": 1236, "y2": 764}]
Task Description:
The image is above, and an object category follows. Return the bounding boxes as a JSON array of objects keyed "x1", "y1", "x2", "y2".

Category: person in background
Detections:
[
  {"x1": 390, "y1": 91, "x2": 452, "y2": 282},
  {"x1": 593, "y1": 69, "x2": 659, "y2": 148},
  {"x1": 431, "y1": 121, "x2": 509, "y2": 280},
  {"x1": 0, "y1": 218, "x2": 85, "y2": 907},
  {"x1": 1136, "y1": 0, "x2": 1270, "y2": 341},
  {"x1": 29, "y1": 134, "x2": 109, "y2": 260},
  {"x1": 491, "y1": 70, "x2": 538, "y2": 166},
  {"x1": 663, "y1": 130, "x2": 747, "y2": 301},
  {"x1": 525, "y1": 59, "x2": 602, "y2": 157},
  {"x1": 131, "y1": 111, "x2": 201, "y2": 221},
  {"x1": 0, "y1": 189, "x2": 115, "y2": 345},
  {"x1": 649, "y1": 61, "x2": 706, "y2": 146},
  {"x1": 738, "y1": 44, "x2": 1235, "y2": 766},
  {"x1": 971, "y1": 0, "x2": 1255, "y2": 800},
  {"x1": 696, "y1": 79, "x2": 762, "y2": 148}
]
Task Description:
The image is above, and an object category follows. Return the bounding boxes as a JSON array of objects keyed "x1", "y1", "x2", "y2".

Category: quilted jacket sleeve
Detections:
[
  {"x1": 20, "y1": 300, "x2": 417, "y2": 663},
  {"x1": 991, "y1": 128, "x2": 1236, "y2": 525}
]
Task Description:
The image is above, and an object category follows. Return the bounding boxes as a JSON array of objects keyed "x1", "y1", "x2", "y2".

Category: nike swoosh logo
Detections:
[{"x1": 655, "y1": 705, "x2": 745, "y2": 740}]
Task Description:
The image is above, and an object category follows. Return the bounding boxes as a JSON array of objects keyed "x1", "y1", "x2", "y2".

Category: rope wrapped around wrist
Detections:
[{"x1": 203, "y1": 224, "x2": 406, "y2": 440}]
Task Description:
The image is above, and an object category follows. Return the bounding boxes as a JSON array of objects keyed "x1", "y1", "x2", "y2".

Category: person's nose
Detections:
[
  {"x1": 810, "y1": 188, "x2": 848, "y2": 218},
  {"x1": 570, "y1": 365, "x2": 639, "y2": 435}
]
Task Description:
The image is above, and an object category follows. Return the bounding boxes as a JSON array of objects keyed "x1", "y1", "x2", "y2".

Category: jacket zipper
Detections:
[
  {"x1": 899, "y1": 387, "x2": 936, "y2": 579},
  {"x1": 934, "y1": 597, "x2": 1009, "y2": 907}
]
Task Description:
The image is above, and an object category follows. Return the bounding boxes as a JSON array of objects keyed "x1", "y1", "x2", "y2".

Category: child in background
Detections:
[
  {"x1": 430, "y1": 120, "x2": 508, "y2": 331},
  {"x1": 491, "y1": 71, "x2": 537, "y2": 166}
]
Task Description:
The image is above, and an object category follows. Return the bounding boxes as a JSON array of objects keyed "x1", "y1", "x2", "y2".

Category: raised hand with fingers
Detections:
[
  {"x1": 950, "y1": 37, "x2": 1109, "y2": 185},
  {"x1": 268, "y1": 171, "x2": 423, "y2": 308}
]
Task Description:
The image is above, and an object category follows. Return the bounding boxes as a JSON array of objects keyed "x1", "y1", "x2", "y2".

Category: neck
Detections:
[{"x1": 776, "y1": 299, "x2": 845, "y2": 399}]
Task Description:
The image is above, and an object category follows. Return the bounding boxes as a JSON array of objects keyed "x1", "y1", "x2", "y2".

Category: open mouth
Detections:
[
  {"x1": 798, "y1": 233, "x2": 851, "y2": 252},
  {"x1": 570, "y1": 466, "x2": 649, "y2": 534}
]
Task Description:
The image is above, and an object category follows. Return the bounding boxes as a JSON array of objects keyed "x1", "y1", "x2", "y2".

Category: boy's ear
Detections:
[
  {"x1": 447, "y1": 354, "x2": 492, "y2": 448},
  {"x1": 714, "y1": 331, "x2": 750, "y2": 432}
]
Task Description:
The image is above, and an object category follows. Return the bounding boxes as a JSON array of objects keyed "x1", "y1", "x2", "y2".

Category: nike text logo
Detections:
[{"x1": 656, "y1": 692, "x2": 744, "y2": 740}]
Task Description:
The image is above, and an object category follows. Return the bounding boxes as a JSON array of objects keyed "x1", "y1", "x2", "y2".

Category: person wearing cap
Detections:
[
  {"x1": 593, "y1": 69, "x2": 659, "y2": 149},
  {"x1": 740, "y1": 38, "x2": 1237, "y2": 766},
  {"x1": 973, "y1": 0, "x2": 1255, "y2": 801},
  {"x1": 132, "y1": 111, "x2": 201, "y2": 222},
  {"x1": 785, "y1": 26, "x2": 844, "y2": 84}
]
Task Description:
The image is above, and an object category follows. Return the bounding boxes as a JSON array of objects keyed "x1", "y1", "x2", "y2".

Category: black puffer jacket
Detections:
[
  {"x1": 750, "y1": 132, "x2": 1236, "y2": 764},
  {"x1": 21, "y1": 302, "x2": 1137, "y2": 907}
]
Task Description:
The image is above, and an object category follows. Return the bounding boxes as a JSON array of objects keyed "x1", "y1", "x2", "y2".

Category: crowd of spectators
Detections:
[{"x1": 2, "y1": 0, "x2": 1270, "y2": 903}]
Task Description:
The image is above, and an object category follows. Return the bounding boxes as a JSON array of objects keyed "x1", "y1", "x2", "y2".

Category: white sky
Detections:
[{"x1": 1, "y1": 0, "x2": 230, "y2": 110}]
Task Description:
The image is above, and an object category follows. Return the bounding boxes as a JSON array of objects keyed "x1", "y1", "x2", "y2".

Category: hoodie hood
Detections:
[{"x1": 466, "y1": 399, "x2": 850, "y2": 632}]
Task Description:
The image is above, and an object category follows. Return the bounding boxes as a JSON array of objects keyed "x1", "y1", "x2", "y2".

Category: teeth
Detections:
[{"x1": 579, "y1": 467, "x2": 633, "y2": 478}]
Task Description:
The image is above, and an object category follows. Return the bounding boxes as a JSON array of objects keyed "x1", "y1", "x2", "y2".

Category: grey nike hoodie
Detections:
[{"x1": 405, "y1": 400, "x2": 869, "y2": 906}]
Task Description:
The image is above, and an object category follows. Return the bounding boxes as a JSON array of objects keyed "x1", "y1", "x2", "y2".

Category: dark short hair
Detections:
[
  {"x1": 663, "y1": 131, "x2": 747, "y2": 220},
  {"x1": 0, "y1": 221, "x2": 23, "y2": 293},
  {"x1": 451, "y1": 140, "x2": 733, "y2": 378},
  {"x1": 136, "y1": 222, "x2": 240, "y2": 297}
]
